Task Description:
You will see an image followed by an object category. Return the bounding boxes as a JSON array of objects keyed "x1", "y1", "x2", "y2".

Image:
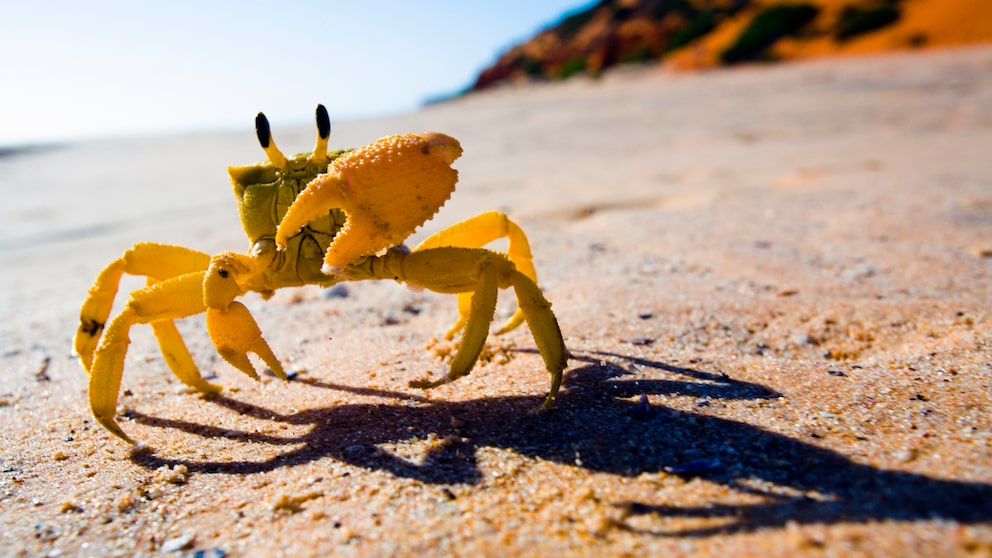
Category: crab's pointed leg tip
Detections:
[
  {"x1": 96, "y1": 415, "x2": 136, "y2": 445},
  {"x1": 267, "y1": 361, "x2": 288, "y2": 381}
]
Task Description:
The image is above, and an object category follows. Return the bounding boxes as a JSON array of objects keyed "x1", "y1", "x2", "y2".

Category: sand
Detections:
[{"x1": 1, "y1": 45, "x2": 990, "y2": 557}]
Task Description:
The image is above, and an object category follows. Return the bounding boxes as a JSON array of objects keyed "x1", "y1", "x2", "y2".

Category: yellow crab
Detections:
[{"x1": 74, "y1": 105, "x2": 567, "y2": 444}]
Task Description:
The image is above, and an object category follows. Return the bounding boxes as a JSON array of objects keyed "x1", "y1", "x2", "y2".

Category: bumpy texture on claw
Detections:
[{"x1": 275, "y1": 133, "x2": 462, "y2": 273}]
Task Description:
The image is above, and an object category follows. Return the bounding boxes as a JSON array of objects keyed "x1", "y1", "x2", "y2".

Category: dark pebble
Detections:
[{"x1": 324, "y1": 284, "x2": 349, "y2": 299}]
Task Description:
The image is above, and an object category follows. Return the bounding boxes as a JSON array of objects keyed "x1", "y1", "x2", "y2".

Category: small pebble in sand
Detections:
[
  {"x1": 841, "y1": 263, "x2": 876, "y2": 281},
  {"x1": 160, "y1": 534, "x2": 195, "y2": 552},
  {"x1": 59, "y1": 501, "x2": 83, "y2": 514},
  {"x1": 272, "y1": 491, "x2": 324, "y2": 514},
  {"x1": 35, "y1": 356, "x2": 51, "y2": 382},
  {"x1": 324, "y1": 284, "x2": 350, "y2": 299},
  {"x1": 153, "y1": 464, "x2": 189, "y2": 485}
]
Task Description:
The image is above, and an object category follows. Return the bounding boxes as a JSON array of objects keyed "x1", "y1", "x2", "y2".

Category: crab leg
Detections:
[
  {"x1": 75, "y1": 258, "x2": 127, "y2": 370},
  {"x1": 414, "y1": 211, "x2": 538, "y2": 280},
  {"x1": 89, "y1": 271, "x2": 208, "y2": 443},
  {"x1": 413, "y1": 211, "x2": 539, "y2": 336},
  {"x1": 77, "y1": 247, "x2": 218, "y2": 399},
  {"x1": 75, "y1": 243, "x2": 211, "y2": 369},
  {"x1": 508, "y1": 269, "x2": 567, "y2": 408},
  {"x1": 90, "y1": 307, "x2": 140, "y2": 442},
  {"x1": 388, "y1": 247, "x2": 566, "y2": 406},
  {"x1": 149, "y1": 320, "x2": 221, "y2": 394},
  {"x1": 409, "y1": 259, "x2": 499, "y2": 389}
]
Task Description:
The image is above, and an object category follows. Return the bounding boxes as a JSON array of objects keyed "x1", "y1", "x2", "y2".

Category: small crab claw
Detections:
[
  {"x1": 206, "y1": 302, "x2": 286, "y2": 380},
  {"x1": 274, "y1": 178, "x2": 347, "y2": 253}
]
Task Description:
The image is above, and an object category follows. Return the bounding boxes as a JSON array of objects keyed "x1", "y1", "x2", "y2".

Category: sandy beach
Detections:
[{"x1": 1, "y1": 45, "x2": 991, "y2": 556}]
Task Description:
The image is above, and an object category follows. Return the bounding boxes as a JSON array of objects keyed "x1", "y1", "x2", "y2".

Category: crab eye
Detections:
[
  {"x1": 310, "y1": 104, "x2": 332, "y2": 165},
  {"x1": 255, "y1": 112, "x2": 272, "y2": 149},
  {"x1": 254, "y1": 111, "x2": 288, "y2": 168},
  {"x1": 316, "y1": 104, "x2": 330, "y2": 140}
]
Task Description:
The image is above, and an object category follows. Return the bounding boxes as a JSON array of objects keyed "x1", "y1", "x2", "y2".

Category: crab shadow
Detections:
[{"x1": 129, "y1": 351, "x2": 992, "y2": 536}]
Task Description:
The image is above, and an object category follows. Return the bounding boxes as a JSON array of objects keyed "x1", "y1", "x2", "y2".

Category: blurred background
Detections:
[
  {"x1": 0, "y1": 0, "x2": 583, "y2": 146},
  {"x1": 2, "y1": 0, "x2": 989, "y2": 147}
]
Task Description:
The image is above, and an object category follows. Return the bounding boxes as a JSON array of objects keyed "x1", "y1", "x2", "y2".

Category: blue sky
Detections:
[{"x1": 0, "y1": 1, "x2": 588, "y2": 146}]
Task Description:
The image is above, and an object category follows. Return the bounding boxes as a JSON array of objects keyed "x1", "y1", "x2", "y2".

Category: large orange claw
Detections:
[{"x1": 275, "y1": 133, "x2": 462, "y2": 273}]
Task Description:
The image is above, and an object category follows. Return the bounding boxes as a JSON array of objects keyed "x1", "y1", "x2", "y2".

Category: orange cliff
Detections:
[{"x1": 471, "y1": 0, "x2": 992, "y2": 90}]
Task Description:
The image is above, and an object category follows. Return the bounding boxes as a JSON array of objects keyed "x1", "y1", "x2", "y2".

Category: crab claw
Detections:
[
  {"x1": 206, "y1": 302, "x2": 286, "y2": 380},
  {"x1": 275, "y1": 132, "x2": 462, "y2": 271}
]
